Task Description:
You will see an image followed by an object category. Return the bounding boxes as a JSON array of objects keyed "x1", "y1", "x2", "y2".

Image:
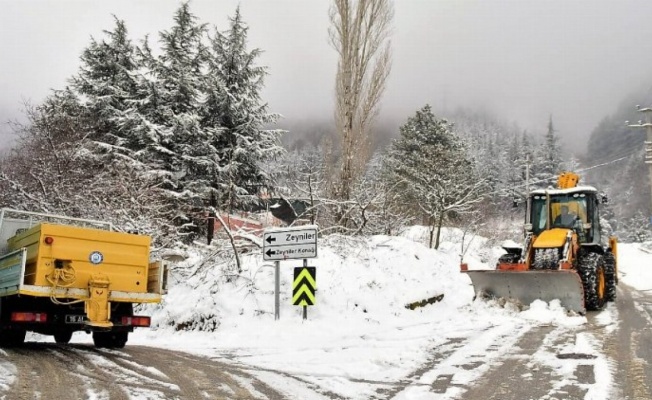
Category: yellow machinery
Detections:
[
  {"x1": 0, "y1": 209, "x2": 167, "y2": 348},
  {"x1": 462, "y1": 172, "x2": 617, "y2": 314}
]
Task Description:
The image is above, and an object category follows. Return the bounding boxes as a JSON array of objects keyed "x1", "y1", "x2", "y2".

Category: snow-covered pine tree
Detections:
[
  {"x1": 203, "y1": 7, "x2": 284, "y2": 211},
  {"x1": 383, "y1": 105, "x2": 486, "y2": 249},
  {"x1": 533, "y1": 115, "x2": 563, "y2": 188},
  {"x1": 71, "y1": 17, "x2": 139, "y2": 153},
  {"x1": 150, "y1": 3, "x2": 210, "y2": 200}
]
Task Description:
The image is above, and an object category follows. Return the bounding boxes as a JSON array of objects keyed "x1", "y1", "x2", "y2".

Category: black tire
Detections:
[
  {"x1": 93, "y1": 331, "x2": 128, "y2": 349},
  {"x1": 498, "y1": 253, "x2": 520, "y2": 264},
  {"x1": 603, "y1": 252, "x2": 617, "y2": 302},
  {"x1": 0, "y1": 329, "x2": 26, "y2": 347},
  {"x1": 577, "y1": 252, "x2": 607, "y2": 311},
  {"x1": 532, "y1": 248, "x2": 561, "y2": 270},
  {"x1": 54, "y1": 330, "x2": 73, "y2": 344}
]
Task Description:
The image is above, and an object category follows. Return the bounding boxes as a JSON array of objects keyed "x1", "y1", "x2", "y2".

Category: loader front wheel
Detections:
[
  {"x1": 604, "y1": 252, "x2": 617, "y2": 302},
  {"x1": 578, "y1": 252, "x2": 606, "y2": 311}
]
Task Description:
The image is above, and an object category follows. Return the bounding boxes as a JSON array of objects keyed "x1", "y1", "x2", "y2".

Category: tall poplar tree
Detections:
[{"x1": 329, "y1": 0, "x2": 393, "y2": 219}]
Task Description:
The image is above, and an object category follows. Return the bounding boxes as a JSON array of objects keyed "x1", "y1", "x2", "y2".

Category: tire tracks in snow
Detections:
[
  {"x1": 381, "y1": 321, "x2": 532, "y2": 399},
  {"x1": 604, "y1": 285, "x2": 652, "y2": 400},
  {"x1": 0, "y1": 342, "x2": 289, "y2": 399}
]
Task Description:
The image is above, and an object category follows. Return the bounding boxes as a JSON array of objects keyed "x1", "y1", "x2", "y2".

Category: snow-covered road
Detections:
[{"x1": 1, "y1": 239, "x2": 652, "y2": 399}]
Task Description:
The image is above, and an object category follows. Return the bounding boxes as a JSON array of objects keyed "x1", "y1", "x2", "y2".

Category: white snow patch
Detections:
[
  {"x1": 520, "y1": 299, "x2": 586, "y2": 326},
  {"x1": 224, "y1": 372, "x2": 267, "y2": 399},
  {"x1": 0, "y1": 352, "x2": 16, "y2": 391},
  {"x1": 618, "y1": 243, "x2": 652, "y2": 291}
]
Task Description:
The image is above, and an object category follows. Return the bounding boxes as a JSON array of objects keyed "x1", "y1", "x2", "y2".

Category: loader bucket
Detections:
[{"x1": 463, "y1": 270, "x2": 586, "y2": 314}]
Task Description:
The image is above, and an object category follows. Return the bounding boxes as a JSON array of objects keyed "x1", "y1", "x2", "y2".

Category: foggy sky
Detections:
[{"x1": 3, "y1": 0, "x2": 652, "y2": 150}]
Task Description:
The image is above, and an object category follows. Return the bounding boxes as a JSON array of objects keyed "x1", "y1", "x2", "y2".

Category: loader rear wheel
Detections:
[
  {"x1": 578, "y1": 252, "x2": 606, "y2": 311},
  {"x1": 604, "y1": 252, "x2": 617, "y2": 302}
]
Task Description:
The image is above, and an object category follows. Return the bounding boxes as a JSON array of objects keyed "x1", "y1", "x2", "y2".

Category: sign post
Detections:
[{"x1": 274, "y1": 261, "x2": 280, "y2": 320}]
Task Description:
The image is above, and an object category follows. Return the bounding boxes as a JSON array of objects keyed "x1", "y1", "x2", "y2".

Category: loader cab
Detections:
[{"x1": 528, "y1": 187, "x2": 601, "y2": 245}]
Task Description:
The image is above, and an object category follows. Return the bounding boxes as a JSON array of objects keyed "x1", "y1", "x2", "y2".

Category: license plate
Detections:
[{"x1": 65, "y1": 315, "x2": 86, "y2": 324}]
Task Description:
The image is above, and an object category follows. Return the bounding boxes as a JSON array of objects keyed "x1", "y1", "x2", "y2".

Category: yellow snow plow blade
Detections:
[{"x1": 464, "y1": 270, "x2": 586, "y2": 314}]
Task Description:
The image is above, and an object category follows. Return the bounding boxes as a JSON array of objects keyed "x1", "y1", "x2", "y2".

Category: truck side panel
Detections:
[{"x1": 0, "y1": 249, "x2": 26, "y2": 296}]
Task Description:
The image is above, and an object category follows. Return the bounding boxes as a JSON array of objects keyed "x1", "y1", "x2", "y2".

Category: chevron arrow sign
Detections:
[{"x1": 292, "y1": 267, "x2": 316, "y2": 306}]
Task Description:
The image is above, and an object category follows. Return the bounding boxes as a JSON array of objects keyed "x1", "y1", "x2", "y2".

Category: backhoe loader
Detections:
[{"x1": 462, "y1": 172, "x2": 617, "y2": 314}]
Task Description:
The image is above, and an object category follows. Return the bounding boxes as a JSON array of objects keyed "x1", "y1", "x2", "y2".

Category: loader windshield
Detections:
[{"x1": 530, "y1": 193, "x2": 588, "y2": 234}]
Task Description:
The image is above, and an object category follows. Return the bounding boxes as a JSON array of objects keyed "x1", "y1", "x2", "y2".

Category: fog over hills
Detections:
[{"x1": 3, "y1": 1, "x2": 652, "y2": 151}]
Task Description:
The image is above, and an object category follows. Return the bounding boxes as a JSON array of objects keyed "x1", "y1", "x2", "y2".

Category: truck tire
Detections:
[
  {"x1": 54, "y1": 330, "x2": 73, "y2": 344},
  {"x1": 0, "y1": 329, "x2": 26, "y2": 347},
  {"x1": 603, "y1": 252, "x2": 617, "y2": 302},
  {"x1": 577, "y1": 252, "x2": 606, "y2": 311},
  {"x1": 93, "y1": 331, "x2": 128, "y2": 349}
]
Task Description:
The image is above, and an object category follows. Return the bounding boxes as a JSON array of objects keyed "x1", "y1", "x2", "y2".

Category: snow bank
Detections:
[
  {"x1": 149, "y1": 231, "x2": 479, "y2": 333},
  {"x1": 618, "y1": 243, "x2": 652, "y2": 291}
]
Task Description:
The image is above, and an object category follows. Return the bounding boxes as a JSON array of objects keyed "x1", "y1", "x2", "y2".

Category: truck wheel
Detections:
[
  {"x1": 0, "y1": 329, "x2": 26, "y2": 347},
  {"x1": 603, "y1": 252, "x2": 617, "y2": 302},
  {"x1": 578, "y1": 252, "x2": 606, "y2": 311},
  {"x1": 93, "y1": 332, "x2": 128, "y2": 349},
  {"x1": 112, "y1": 332, "x2": 128, "y2": 349},
  {"x1": 54, "y1": 330, "x2": 73, "y2": 344}
]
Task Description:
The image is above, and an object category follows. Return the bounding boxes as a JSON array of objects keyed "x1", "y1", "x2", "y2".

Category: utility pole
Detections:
[
  {"x1": 627, "y1": 106, "x2": 652, "y2": 212},
  {"x1": 525, "y1": 154, "x2": 530, "y2": 196},
  {"x1": 524, "y1": 154, "x2": 531, "y2": 229}
]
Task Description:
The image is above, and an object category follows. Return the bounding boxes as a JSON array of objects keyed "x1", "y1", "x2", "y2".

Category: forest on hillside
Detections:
[{"x1": 1, "y1": 1, "x2": 651, "y2": 250}]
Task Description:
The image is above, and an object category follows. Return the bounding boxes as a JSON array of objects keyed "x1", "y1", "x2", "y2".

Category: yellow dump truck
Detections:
[{"x1": 0, "y1": 208, "x2": 168, "y2": 348}]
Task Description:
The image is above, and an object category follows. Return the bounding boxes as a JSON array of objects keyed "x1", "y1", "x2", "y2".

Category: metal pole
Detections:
[
  {"x1": 303, "y1": 258, "x2": 308, "y2": 320},
  {"x1": 627, "y1": 108, "x2": 652, "y2": 214},
  {"x1": 525, "y1": 154, "x2": 531, "y2": 230},
  {"x1": 274, "y1": 261, "x2": 280, "y2": 320},
  {"x1": 645, "y1": 111, "x2": 652, "y2": 209}
]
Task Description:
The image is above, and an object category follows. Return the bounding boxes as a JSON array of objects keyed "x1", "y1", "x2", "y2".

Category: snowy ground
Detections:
[{"x1": 27, "y1": 230, "x2": 652, "y2": 399}]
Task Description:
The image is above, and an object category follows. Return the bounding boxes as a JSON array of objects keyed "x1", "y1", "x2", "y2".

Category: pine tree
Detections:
[
  {"x1": 384, "y1": 105, "x2": 486, "y2": 249},
  {"x1": 204, "y1": 7, "x2": 284, "y2": 211},
  {"x1": 72, "y1": 17, "x2": 138, "y2": 147},
  {"x1": 534, "y1": 115, "x2": 563, "y2": 187},
  {"x1": 151, "y1": 3, "x2": 209, "y2": 196}
]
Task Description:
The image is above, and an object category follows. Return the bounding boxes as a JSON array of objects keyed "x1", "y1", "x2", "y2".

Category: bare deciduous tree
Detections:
[{"x1": 329, "y1": 0, "x2": 393, "y2": 214}]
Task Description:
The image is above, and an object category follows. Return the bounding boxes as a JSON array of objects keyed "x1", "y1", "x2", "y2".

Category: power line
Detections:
[
  {"x1": 577, "y1": 143, "x2": 642, "y2": 167},
  {"x1": 487, "y1": 152, "x2": 633, "y2": 199}
]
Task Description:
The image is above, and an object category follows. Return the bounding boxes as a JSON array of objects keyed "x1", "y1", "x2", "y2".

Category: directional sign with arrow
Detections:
[
  {"x1": 263, "y1": 225, "x2": 318, "y2": 261},
  {"x1": 293, "y1": 267, "x2": 316, "y2": 306}
]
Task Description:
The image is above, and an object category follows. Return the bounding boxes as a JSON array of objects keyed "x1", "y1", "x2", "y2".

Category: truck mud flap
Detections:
[{"x1": 463, "y1": 270, "x2": 586, "y2": 314}]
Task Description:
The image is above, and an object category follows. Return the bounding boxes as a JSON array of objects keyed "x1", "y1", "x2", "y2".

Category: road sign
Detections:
[
  {"x1": 293, "y1": 267, "x2": 316, "y2": 306},
  {"x1": 263, "y1": 225, "x2": 318, "y2": 261}
]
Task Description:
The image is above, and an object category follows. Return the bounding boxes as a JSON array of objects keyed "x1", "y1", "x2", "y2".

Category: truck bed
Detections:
[{"x1": 0, "y1": 223, "x2": 164, "y2": 303}]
